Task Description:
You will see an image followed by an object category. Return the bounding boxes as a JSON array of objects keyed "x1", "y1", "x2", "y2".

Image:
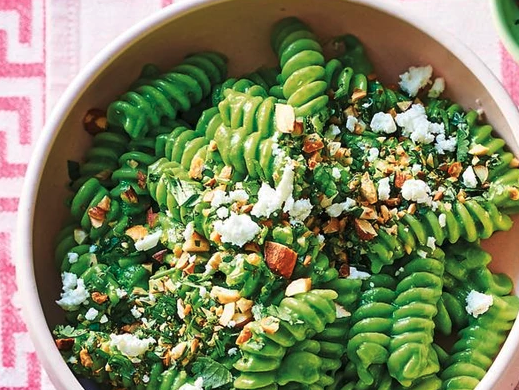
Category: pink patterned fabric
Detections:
[{"x1": 0, "y1": 0, "x2": 518, "y2": 389}]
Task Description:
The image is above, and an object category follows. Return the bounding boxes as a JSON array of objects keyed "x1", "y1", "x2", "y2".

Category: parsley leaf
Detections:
[{"x1": 191, "y1": 357, "x2": 232, "y2": 389}]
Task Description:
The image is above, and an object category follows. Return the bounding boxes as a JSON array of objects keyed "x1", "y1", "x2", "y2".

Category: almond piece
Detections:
[
  {"x1": 355, "y1": 219, "x2": 378, "y2": 240},
  {"x1": 91, "y1": 292, "x2": 108, "y2": 304},
  {"x1": 211, "y1": 286, "x2": 241, "y2": 304},
  {"x1": 219, "y1": 166, "x2": 233, "y2": 180},
  {"x1": 219, "y1": 302, "x2": 236, "y2": 326},
  {"x1": 302, "y1": 134, "x2": 325, "y2": 153},
  {"x1": 80, "y1": 349, "x2": 93, "y2": 368},
  {"x1": 264, "y1": 241, "x2": 297, "y2": 279},
  {"x1": 285, "y1": 278, "x2": 312, "y2": 297},
  {"x1": 136, "y1": 171, "x2": 147, "y2": 189},
  {"x1": 246, "y1": 253, "x2": 262, "y2": 266},
  {"x1": 189, "y1": 156, "x2": 205, "y2": 180},
  {"x1": 171, "y1": 342, "x2": 187, "y2": 360},
  {"x1": 55, "y1": 338, "x2": 74, "y2": 351},
  {"x1": 207, "y1": 252, "x2": 223, "y2": 270},
  {"x1": 83, "y1": 109, "x2": 107, "y2": 135},
  {"x1": 126, "y1": 225, "x2": 148, "y2": 242},
  {"x1": 120, "y1": 188, "x2": 139, "y2": 204},
  {"x1": 307, "y1": 152, "x2": 322, "y2": 170},
  {"x1": 351, "y1": 88, "x2": 367, "y2": 102},
  {"x1": 275, "y1": 103, "x2": 296, "y2": 133},
  {"x1": 397, "y1": 101, "x2": 412, "y2": 112},
  {"x1": 323, "y1": 218, "x2": 340, "y2": 234},
  {"x1": 260, "y1": 316, "x2": 280, "y2": 334},
  {"x1": 236, "y1": 298, "x2": 254, "y2": 313},
  {"x1": 335, "y1": 303, "x2": 351, "y2": 319},
  {"x1": 474, "y1": 165, "x2": 489, "y2": 184},
  {"x1": 182, "y1": 232, "x2": 210, "y2": 252},
  {"x1": 469, "y1": 144, "x2": 489, "y2": 156},
  {"x1": 394, "y1": 172, "x2": 408, "y2": 189},
  {"x1": 448, "y1": 162, "x2": 463, "y2": 178},
  {"x1": 233, "y1": 311, "x2": 253, "y2": 328},
  {"x1": 360, "y1": 172, "x2": 378, "y2": 204},
  {"x1": 236, "y1": 327, "x2": 253, "y2": 345},
  {"x1": 360, "y1": 206, "x2": 378, "y2": 220}
]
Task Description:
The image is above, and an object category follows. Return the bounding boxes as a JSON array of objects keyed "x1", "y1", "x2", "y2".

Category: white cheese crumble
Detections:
[
  {"x1": 229, "y1": 189, "x2": 249, "y2": 203},
  {"x1": 417, "y1": 249, "x2": 428, "y2": 258},
  {"x1": 438, "y1": 213, "x2": 447, "y2": 228},
  {"x1": 115, "y1": 288, "x2": 127, "y2": 299},
  {"x1": 216, "y1": 207, "x2": 229, "y2": 219},
  {"x1": 183, "y1": 222, "x2": 195, "y2": 241},
  {"x1": 56, "y1": 272, "x2": 90, "y2": 311},
  {"x1": 346, "y1": 116, "x2": 358, "y2": 132},
  {"x1": 428, "y1": 77, "x2": 445, "y2": 98},
  {"x1": 466, "y1": 290, "x2": 494, "y2": 318},
  {"x1": 377, "y1": 177, "x2": 391, "y2": 201},
  {"x1": 283, "y1": 197, "x2": 313, "y2": 223},
  {"x1": 325, "y1": 124, "x2": 341, "y2": 139},
  {"x1": 367, "y1": 148, "x2": 380, "y2": 162},
  {"x1": 109, "y1": 334, "x2": 156, "y2": 358},
  {"x1": 211, "y1": 189, "x2": 230, "y2": 208},
  {"x1": 142, "y1": 375, "x2": 150, "y2": 384},
  {"x1": 348, "y1": 267, "x2": 371, "y2": 280},
  {"x1": 67, "y1": 252, "x2": 79, "y2": 264},
  {"x1": 214, "y1": 213, "x2": 261, "y2": 247},
  {"x1": 326, "y1": 198, "x2": 356, "y2": 218},
  {"x1": 427, "y1": 237, "x2": 436, "y2": 250},
  {"x1": 100, "y1": 314, "x2": 108, "y2": 324},
  {"x1": 131, "y1": 305, "x2": 142, "y2": 319},
  {"x1": 399, "y1": 65, "x2": 433, "y2": 97},
  {"x1": 395, "y1": 104, "x2": 445, "y2": 145},
  {"x1": 370, "y1": 112, "x2": 397, "y2": 134},
  {"x1": 331, "y1": 167, "x2": 341, "y2": 180},
  {"x1": 178, "y1": 378, "x2": 205, "y2": 390},
  {"x1": 228, "y1": 347, "x2": 238, "y2": 356},
  {"x1": 435, "y1": 133, "x2": 456, "y2": 154},
  {"x1": 251, "y1": 163, "x2": 294, "y2": 218},
  {"x1": 134, "y1": 229, "x2": 163, "y2": 252},
  {"x1": 275, "y1": 103, "x2": 295, "y2": 133},
  {"x1": 462, "y1": 166, "x2": 478, "y2": 188},
  {"x1": 84, "y1": 307, "x2": 98, "y2": 321},
  {"x1": 411, "y1": 164, "x2": 422, "y2": 176},
  {"x1": 401, "y1": 179, "x2": 432, "y2": 205}
]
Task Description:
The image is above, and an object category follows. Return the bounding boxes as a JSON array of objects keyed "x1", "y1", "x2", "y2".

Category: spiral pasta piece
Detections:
[
  {"x1": 347, "y1": 274, "x2": 397, "y2": 386},
  {"x1": 387, "y1": 248, "x2": 445, "y2": 387},
  {"x1": 271, "y1": 17, "x2": 328, "y2": 117},
  {"x1": 234, "y1": 289, "x2": 338, "y2": 390},
  {"x1": 107, "y1": 52, "x2": 227, "y2": 139}
]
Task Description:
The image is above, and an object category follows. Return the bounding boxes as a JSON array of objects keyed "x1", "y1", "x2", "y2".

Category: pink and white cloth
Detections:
[{"x1": 1, "y1": 0, "x2": 518, "y2": 388}]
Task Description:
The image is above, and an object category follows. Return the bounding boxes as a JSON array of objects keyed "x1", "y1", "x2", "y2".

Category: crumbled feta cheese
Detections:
[
  {"x1": 317, "y1": 234, "x2": 325, "y2": 244},
  {"x1": 370, "y1": 112, "x2": 397, "y2": 134},
  {"x1": 462, "y1": 166, "x2": 478, "y2": 188},
  {"x1": 347, "y1": 267, "x2": 371, "y2": 280},
  {"x1": 115, "y1": 288, "x2": 127, "y2": 299},
  {"x1": 346, "y1": 116, "x2": 358, "y2": 132},
  {"x1": 56, "y1": 272, "x2": 90, "y2": 311},
  {"x1": 331, "y1": 167, "x2": 341, "y2": 180},
  {"x1": 326, "y1": 198, "x2": 356, "y2": 218},
  {"x1": 325, "y1": 124, "x2": 341, "y2": 139},
  {"x1": 142, "y1": 375, "x2": 150, "y2": 384},
  {"x1": 84, "y1": 307, "x2": 98, "y2": 321},
  {"x1": 377, "y1": 177, "x2": 391, "y2": 201},
  {"x1": 214, "y1": 213, "x2": 261, "y2": 247},
  {"x1": 417, "y1": 249, "x2": 428, "y2": 258},
  {"x1": 284, "y1": 196, "x2": 313, "y2": 223},
  {"x1": 367, "y1": 148, "x2": 380, "y2": 162},
  {"x1": 252, "y1": 163, "x2": 294, "y2": 218},
  {"x1": 395, "y1": 267, "x2": 405, "y2": 276},
  {"x1": 134, "y1": 229, "x2": 163, "y2": 252},
  {"x1": 179, "y1": 378, "x2": 204, "y2": 390},
  {"x1": 395, "y1": 104, "x2": 445, "y2": 145},
  {"x1": 466, "y1": 290, "x2": 494, "y2": 318},
  {"x1": 275, "y1": 103, "x2": 295, "y2": 133},
  {"x1": 438, "y1": 213, "x2": 447, "y2": 228},
  {"x1": 411, "y1": 164, "x2": 422, "y2": 176},
  {"x1": 67, "y1": 252, "x2": 79, "y2": 264},
  {"x1": 131, "y1": 305, "x2": 142, "y2": 319},
  {"x1": 228, "y1": 347, "x2": 238, "y2": 356},
  {"x1": 216, "y1": 207, "x2": 229, "y2": 220},
  {"x1": 399, "y1": 65, "x2": 433, "y2": 97},
  {"x1": 229, "y1": 189, "x2": 249, "y2": 203},
  {"x1": 109, "y1": 334, "x2": 156, "y2": 358},
  {"x1": 401, "y1": 179, "x2": 432, "y2": 205},
  {"x1": 100, "y1": 315, "x2": 108, "y2": 324},
  {"x1": 183, "y1": 222, "x2": 195, "y2": 241},
  {"x1": 211, "y1": 189, "x2": 230, "y2": 208},
  {"x1": 427, "y1": 237, "x2": 436, "y2": 250},
  {"x1": 435, "y1": 133, "x2": 456, "y2": 154},
  {"x1": 428, "y1": 77, "x2": 445, "y2": 98},
  {"x1": 89, "y1": 245, "x2": 97, "y2": 253}
]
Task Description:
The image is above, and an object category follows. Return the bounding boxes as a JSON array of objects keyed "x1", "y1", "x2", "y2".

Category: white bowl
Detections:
[{"x1": 17, "y1": 0, "x2": 519, "y2": 389}]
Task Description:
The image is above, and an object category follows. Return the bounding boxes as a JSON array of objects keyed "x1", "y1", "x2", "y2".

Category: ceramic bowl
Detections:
[{"x1": 17, "y1": 0, "x2": 519, "y2": 389}]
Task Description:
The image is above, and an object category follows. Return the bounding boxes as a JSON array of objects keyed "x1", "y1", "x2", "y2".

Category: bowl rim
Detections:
[
  {"x1": 490, "y1": 0, "x2": 519, "y2": 63},
  {"x1": 16, "y1": 0, "x2": 519, "y2": 389}
]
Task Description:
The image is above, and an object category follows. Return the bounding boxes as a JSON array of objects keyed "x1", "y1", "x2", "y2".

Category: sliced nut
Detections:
[
  {"x1": 211, "y1": 286, "x2": 241, "y2": 304},
  {"x1": 407, "y1": 203, "x2": 417, "y2": 215},
  {"x1": 510, "y1": 187, "x2": 519, "y2": 201},
  {"x1": 191, "y1": 338, "x2": 200, "y2": 354},
  {"x1": 171, "y1": 342, "x2": 187, "y2": 360},
  {"x1": 351, "y1": 88, "x2": 367, "y2": 102},
  {"x1": 360, "y1": 172, "x2": 378, "y2": 204},
  {"x1": 307, "y1": 152, "x2": 322, "y2": 170},
  {"x1": 236, "y1": 327, "x2": 253, "y2": 345},
  {"x1": 274, "y1": 103, "x2": 296, "y2": 133},
  {"x1": 246, "y1": 253, "x2": 262, "y2": 266},
  {"x1": 55, "y1": 338, "x2": 74, "y2": 351},
  {"x1": 385, "y1": 197, "x2": 401, "y2": 207},
  {"x1": 335, "y1": 303, "x2": 351, "y2": 319},
  {"x1": 219, "y1": 302, "x2": 236, "y2": 327},
  {"x1": 183, "y1": 232, "x2": 210, "y2": 252},
  {"x1": 302, "y1": 134, "x2": 325, "y2": 153},
  {"x1": 293, "y1": 120, "x2": 304, "y2": 136},
  {"x1": 80, "y1": 349, "x2": 93, "y2": 368},
  {"x1": 210, "y1": 231, "x2": 222, "y2": 244},
  {"x1": 83, "y1": 109, "x2": 107, "y2": 135},
  {"x1": 137, "y1": 171, "x2": 147, "y2": 189},
  {"x1": 397, "y1": 101, "x2": 412, "y2": 112},
  {"x1": 219, "y1": 166, "x2": 233, "y2": 180},
  {"x1": 394, "y1": 172, "x2": 408, "y2": 189},
  {"x1": 285, "y1": 278, "x2": 312, "y2": 297},
  {"x1": 189, "y1": 156, "x2": 204, "y2": 180},
  {"x1": 126, "y1": 225, "x2": 148, "y2": 241},
  {"x1": 448, "y1": 162, "x2": 463, "y2": 178},
  {"x1": 264, "y1": 241, "x2": 297, "y2": 279},
  {"x1": 232, "y1": 311, "x2": 253, "y2": 328},
  {"x1": 260, "y1": 316, "x2": 280, "y2": 334},
  {"x1": 88, "y1": 207, "x2": 107, "y2": 229},
  {"x1": 360, "y1": 206, "x2": 378, "y2": 220},
  {"x1": 323, "y1": 218, "x2": 340, "y2": 234},
  {"x1": 469, "y1": 144, "x2": 490, "y2": 156},
  {"x1": 236, "y1": 298, "x2": 254, "y2": 313},
  {"x1": 120, "y1": 188, "x2": 139, "y2": 204},
  {"x1": 354, "y1": 219, "x2": 378, "y2": 240},
  {"x1": 91, "y1": 292, "x2": 108, "y2": 304},
  {"x1": 244, "y1": 242, "x2": 260, "y2": 253},
  {"x1": 474, "y1": 165, "x2": 489, "y2": 184},
  {"x1": 147, "y1": 208, "x2": 159, "y2": 228},
  {"x1": 510, "y1": 157, "x2": 519, "y2": 168},
  {"x1": 207, "y1": 252, "x2": 223, "y2": 270}
]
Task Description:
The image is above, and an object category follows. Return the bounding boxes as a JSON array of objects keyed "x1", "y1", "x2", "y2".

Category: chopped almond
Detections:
[
  {"x1": 246, "y1": 253, "x2": 262, "y2": 266},
  {"x1": 91, "y1": 292, "x2": 108, "y2": 304},
  {"x1": 302, "y1": 134, "x2": 324, "y2": 153},
  {"x1": 80, "y1": 349, "x2": 93, "y2": 368},
  {"x1": 183, "y1": 232, "x2": 210, "y2": 252},
  {"x1": 407, "y1": 203, "x2": 417, "y2": 215},
  {"x1": 433, "y1": 190, "x2": 444, "y2": 201},
  {"x1": 236, "y1": 327, "x2": 253, "y2": 345},
  {"x1": 394, "y1": 172, "x2": 408, "y2": 189},
  {"x1": 260, "y1": 316, "x2": 280, "y2": 334},
  {"x1": 385, "y1": 197, "x2": 401, "y2": 207},
  {"x1": 55, "y1": 338, "x2": 74, "y2": 351},
  {"x1": 355, "y1": 219, "x2": 378, "y2": 240},
  {"x1": 264, "y1": 241, "x2": 297, "y2": 279},
  {"x1": 189, "y1": 156, "x2": 205, "y2": 180},
  {"x1": 510, "y1": 187, "x2": 519, "y2": 201},
  {"x1": 136, "y1": 171, "x2": 147, "y2": 189},
  {"x1": 171, "y1": 342, "x2": 187, "y2": 360},
  {"x1": 190, "y1": 338, "x2": 200, "y2": 354},
  {"x1": 219, "y1": 166, "x2": 233, "y2": 180},
  {"x1": 244, "y1": 242, "x2": 260, "y2": 253},
  {"x1": 448, "y1": 162, "x2": 463, "y2": 178},
  {"x1": 120, "y1": 188, "x2": 138, "y2": 204},
  {"x1": 219, "y1": 302, "x2": 236, "y2": 326},
  {"x1": 175, "y1": 252, "x2": 190, "y2": 270},
  {"x1": 146, "y1": 208, "x2": 159, "y2": 228},
  {"x1": 126, "y1": 225, "x2": 148, "y2": 241},
  {"x1": 351, "y1": 88, "x2": 367, "y2": 102},
  {"x1": 232, "y1": 311, "x2": 253, "y2": 328},
  {"x1": 210, "y1": 231, "x2": 222, "y2": 245},
  {"x1": 236, "y1": 298, "x2": 254, "y2": 313},
  {"x1": 360, "y1": 206, "x2": 378, "y2": 220},
  {"x1": 397, "y1": 101, "x2": 412, "y2": 112},
  {"x1": 293, "y1": 120, "x2": 304, "y2": 136},
  {"x1": 275, "y1": 103, "x2": 296, "y2": 133},
  {"x1": 323, "y1": 218, "x2": 340, "y2": 234},
  {"x1": 307, "y1": 151, "x2": 322, "y2": 170},
  {"x1": 360, "y1": 172, "x2": 378, "y2": 204},
  {"x1": 211, "y1": 286, "x2": 241, "y2": 304},
  {"x1": 469, "y1": 144, "x2": 489, "y2": 156},
  {"x1": 207, "y1": 252, "x2": 223, "y2": 270},
  {"x1": 285, "y1": 278, "x2": 312, "y2": 297},
  {"x1": 335, "y1": 303, "x2": 351, "y2": 319},
  {"x1": 474, "y1": 165, "x2": 489, "y2": 184},
  {"x1": 183, "y1": 262, "x2": 195, "y2": 275}
]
